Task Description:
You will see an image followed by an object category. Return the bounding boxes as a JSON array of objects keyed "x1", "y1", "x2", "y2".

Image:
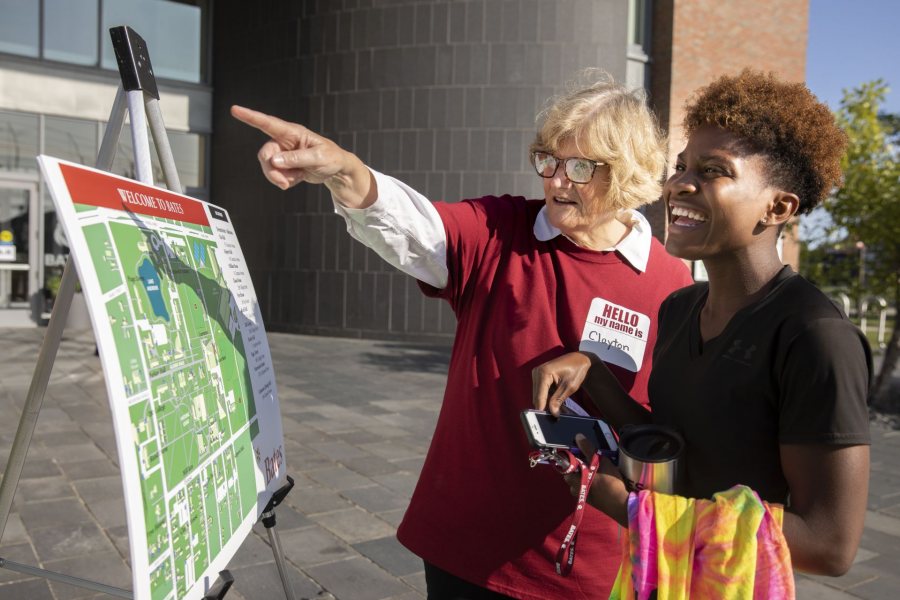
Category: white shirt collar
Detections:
[{"x1": 533, "y1": 206, "x2": 653, "y2": 272}]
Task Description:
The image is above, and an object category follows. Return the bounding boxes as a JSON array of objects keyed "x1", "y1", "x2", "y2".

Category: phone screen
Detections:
[{"x1": 521, "y1": 410, "x2": 617, "y2": 452}]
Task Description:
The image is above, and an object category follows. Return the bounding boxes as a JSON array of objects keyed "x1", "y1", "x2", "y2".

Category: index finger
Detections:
[
  {"x1": 532, "y1": 368, "x2": 553, "y2": 411},
  {"x1": 231, "y1": 105, "x2": 300, "y2": 140}
]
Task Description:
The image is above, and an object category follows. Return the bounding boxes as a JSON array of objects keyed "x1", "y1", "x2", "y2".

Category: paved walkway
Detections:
[{"x1": 0, "y1": 327, "x2": 897, "y2": 599}]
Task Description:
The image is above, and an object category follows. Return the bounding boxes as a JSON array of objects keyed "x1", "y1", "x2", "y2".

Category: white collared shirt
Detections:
[{"x1": 333, "y1": 169, "x2": 654, "y2": 289}]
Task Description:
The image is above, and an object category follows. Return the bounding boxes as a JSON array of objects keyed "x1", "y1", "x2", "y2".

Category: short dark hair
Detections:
[{"x1": 683, "y1": 69, "x2": 846, "y2": 214}]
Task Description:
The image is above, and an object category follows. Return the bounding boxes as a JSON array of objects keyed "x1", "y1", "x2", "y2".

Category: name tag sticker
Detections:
[{"x1": 578, "y1": 297, "x2": 650, "y2": 372}]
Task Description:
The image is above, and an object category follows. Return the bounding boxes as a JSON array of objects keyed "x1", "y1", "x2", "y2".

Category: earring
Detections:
[{"x1": 759, "y1": 217, "x2": 768, "y2": 224}]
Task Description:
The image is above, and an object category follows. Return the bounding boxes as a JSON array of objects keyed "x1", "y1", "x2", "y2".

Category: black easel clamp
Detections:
[
  {"x1": 261, "y1": 475, "x2": 295, "y2": 529},
  {"x1": 109, "y1": 26, "x2": 160, "y2": 99},
  {"x1": 203, "y1": 570, "x2": 234, "y2": 600}
]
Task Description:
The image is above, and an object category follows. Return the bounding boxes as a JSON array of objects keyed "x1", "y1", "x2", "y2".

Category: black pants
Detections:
[{"x1": 424, "y1": 562, "x2": 516, "y2": 600}]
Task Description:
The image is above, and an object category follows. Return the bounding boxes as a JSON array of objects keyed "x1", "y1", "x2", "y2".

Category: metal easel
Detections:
[{"x1": 0, "y1": 26, "x2": 297, "y2": 600}]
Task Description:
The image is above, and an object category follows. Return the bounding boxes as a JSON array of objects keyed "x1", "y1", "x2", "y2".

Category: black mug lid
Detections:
[{"x1": 619, "y1": 425, "x2": 684, "y2": 462}]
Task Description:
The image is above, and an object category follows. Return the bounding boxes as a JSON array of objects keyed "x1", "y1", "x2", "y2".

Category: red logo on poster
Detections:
[{"x1": 59, "y1": 163, "x2": 210, "y2": 227}]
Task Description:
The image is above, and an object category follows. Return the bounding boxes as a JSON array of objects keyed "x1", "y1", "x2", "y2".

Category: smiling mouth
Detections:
[
  {"x1": 669, "y1": 205, "x2": 708, "y2": 227},
  {"x1": 553, "y1": 196, "x2": 578, "y2": 205}
]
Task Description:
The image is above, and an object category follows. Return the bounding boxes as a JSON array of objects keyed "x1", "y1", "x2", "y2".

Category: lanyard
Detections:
[
  {"x1": 555, "y1": 450, "x2": 601, "y2": 576},
  {"x1": 527, "y1": 448, "x2": 602, "y2": 577}
]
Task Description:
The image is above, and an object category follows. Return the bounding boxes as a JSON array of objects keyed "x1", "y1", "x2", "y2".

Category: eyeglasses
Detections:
[{"x1": 530, "y1": 151, "x2": 606, "y2": 184}]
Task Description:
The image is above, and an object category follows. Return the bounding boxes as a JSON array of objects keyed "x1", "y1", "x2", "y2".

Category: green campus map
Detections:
[{"x1": 79, "y1": 209, "x2": 260, "y2": 599}]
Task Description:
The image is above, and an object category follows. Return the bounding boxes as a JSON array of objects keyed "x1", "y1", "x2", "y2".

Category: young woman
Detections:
[{"x1": 532, "y1": 70, "x2": 871, "y2": 578}]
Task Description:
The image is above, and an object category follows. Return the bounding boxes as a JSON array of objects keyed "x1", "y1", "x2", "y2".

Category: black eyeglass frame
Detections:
[{"x1": 530, "y1": 151, "x2": 606, "y2": 184}]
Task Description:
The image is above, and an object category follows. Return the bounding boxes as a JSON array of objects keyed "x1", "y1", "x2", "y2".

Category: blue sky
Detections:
[
  {"x1": 806, "y1": 0, "x2": 900, "y2": 115},
  {"x1": 801, "y1": 0, "x2": 898, "y2": 244}
]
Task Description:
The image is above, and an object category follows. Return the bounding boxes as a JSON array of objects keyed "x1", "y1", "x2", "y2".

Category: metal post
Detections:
[
  {"x1": 263, "y1": 512, "x2": 297, "y2": 600},
  {"x1": 97, "y1": 87, "x2": 128, "y2": 172},
  {"x1": 837, "y1": 292, "x2": 852, "y2": 317},
  {"x1": 857, "y1": 241, "x2": 866, "y2": 322},
  {"x1": 145, "y1": 97, "x2": 182, "y2": 194},
  {"x1": 861, "y1": 299, "x2": 870, "y2": 335},
  {"x1": 876, "y1": 297, "x2": 889, "y2": 348},
  {"x1": 126, "y1": 89, "x2": 153, "y2": 185},
  {"x1": 259, "y1": 476, "x2": 297, "y2": 600}
]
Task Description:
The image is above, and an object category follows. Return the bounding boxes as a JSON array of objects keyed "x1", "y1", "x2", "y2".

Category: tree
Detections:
[
  {"x1": 828, "y1": 80, "x2": 900, "y2": 410},
  {"x1": 880, "y1": 112, "x2": 900, "y2": 146}
]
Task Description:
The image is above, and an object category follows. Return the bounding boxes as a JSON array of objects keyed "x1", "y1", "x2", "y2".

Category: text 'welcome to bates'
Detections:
[{"x1": 117, "y1": 188, "x2": 186, "y2": 215}]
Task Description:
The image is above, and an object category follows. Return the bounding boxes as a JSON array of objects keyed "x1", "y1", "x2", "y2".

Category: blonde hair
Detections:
[{"x1": 530, "y1": 72, "x2": 666, "y2": 211}]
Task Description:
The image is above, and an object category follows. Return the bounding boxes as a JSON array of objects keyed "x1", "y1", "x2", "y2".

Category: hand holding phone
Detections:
[{"x1": 520, "y1": 409, "x2": 618, "y2": 458}]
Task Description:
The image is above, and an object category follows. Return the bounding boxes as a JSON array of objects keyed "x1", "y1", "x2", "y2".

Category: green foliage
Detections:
[
  {"x1": 827, "y1": 80, "x2": 900, "y2": 304},
  {"x1": 799, "y1": 240, "x2": 857, "y2": 292},
  {"x1": 821, "y1": 80, "x2": 900, "y2": 408},
  {"x1": 879, "y1": 112, "x2": 900, "y2": 145}
]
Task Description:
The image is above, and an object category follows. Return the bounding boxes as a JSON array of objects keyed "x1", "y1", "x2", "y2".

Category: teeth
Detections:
[{"x1": 670, "y1": 206, "x2": 707, "y2": 222}]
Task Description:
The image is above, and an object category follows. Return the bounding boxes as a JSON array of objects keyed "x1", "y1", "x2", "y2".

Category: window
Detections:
[
  {"x1": 44, "y1": 116, "x2": 99, "y2": 166},
  {"x1": 168, "y1": 130, "x2": 204, "y2": 190},
  {"x1": 0, "y1": 111, "x2": 40, "y2": 173},
  {"x1": 628, "y1": 0, "x2": 648, "y2": 48},
  {"x1": 0, "y1": 1, "x2": 207, "y2": 84},
  {"x1": 101, "y1": 0, "x2": 203, "y2": 83},
  {"x1": 0, "y1": 0, "x2": 39, "y2": 58},
  {"x1": 44, "y1": 0, "x2": 100, "y2": 66}
]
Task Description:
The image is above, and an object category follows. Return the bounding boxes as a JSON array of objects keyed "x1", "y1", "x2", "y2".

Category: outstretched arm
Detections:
[
  {"x1": 231, "y1": 105, "x2": 449, "y2": 288},
  {"x1": 532, "y1": 351, "x2": 651, "y2": 429},
  {"x1": 231, "y1": 105, "x2": 377, "y2": 209}
]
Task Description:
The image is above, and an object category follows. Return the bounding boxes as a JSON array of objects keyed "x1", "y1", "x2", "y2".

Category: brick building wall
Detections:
[
  {"x1": 647, "y1": 0, "x2": 809, "y2": 268},
  {"x1": 211, "y1": 0, "x2": 633, "y2": 340}
]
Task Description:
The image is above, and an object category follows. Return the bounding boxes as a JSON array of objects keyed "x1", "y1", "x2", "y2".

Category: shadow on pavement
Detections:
[{"x1": 362, "y1": 342, "x2": 452, "y2": 375}]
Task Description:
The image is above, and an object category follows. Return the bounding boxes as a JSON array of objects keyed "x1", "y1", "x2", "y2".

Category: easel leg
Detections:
[
  {"x1": 0, "y1": 77, "x2": 128, "y2": 545},
  {"x1": 260, "y1": 476, "x2": 297, "y2": 600},
  {"x1": 0, "y1": 261, "x2": 136, "y2": 599},
  {"x1": 145, "y1": 98, "x2": 183, "y2": 193},
  {"x1": 0, "y1": 260, "x2": 78, "y2": 543},
  {"x1": 0, "y1": 557, "x2": 132, "y2": 598},
  {"x1": 264, "y1": 519, "x2": 297, "y2": 600}
]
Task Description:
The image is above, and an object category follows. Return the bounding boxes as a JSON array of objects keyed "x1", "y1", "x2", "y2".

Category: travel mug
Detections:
[{"x1": 617, "y1": 425, "x2": 684, "y2": 494}]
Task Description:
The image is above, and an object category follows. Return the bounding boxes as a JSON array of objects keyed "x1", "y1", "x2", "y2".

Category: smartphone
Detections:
[{"x1": 520, "y1": 409, "x2": 618, "y2": 454}]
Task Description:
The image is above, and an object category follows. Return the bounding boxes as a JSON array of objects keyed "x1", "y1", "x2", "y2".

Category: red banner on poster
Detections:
[{"x1": 59, "y1": 163, "x2": 209, "y2": 227}]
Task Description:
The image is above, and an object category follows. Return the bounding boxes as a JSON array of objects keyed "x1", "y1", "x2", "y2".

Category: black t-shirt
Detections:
[{"x1": 648, "y1": 266, "x2": 871, "y2": 503}]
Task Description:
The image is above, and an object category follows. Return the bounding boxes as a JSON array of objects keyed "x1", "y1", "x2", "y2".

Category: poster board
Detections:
[{"x1": 38, "y1": 156, "x2": 286, "y2": 600}]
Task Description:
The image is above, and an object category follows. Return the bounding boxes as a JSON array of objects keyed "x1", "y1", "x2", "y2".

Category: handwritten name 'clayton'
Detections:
[{"x1": 117, "y1": 188, "x2": 185, "y2": 215}]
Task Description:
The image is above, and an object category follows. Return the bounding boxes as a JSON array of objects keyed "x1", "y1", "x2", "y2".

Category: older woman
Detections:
[
  {"x1": 534, "y1": 70, "x2": 871, "y2": 590},
  {"x1": 233, "y1": 75, "x2": 692, "y2": 599}
]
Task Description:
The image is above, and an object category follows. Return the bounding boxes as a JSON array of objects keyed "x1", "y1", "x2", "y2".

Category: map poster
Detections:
[{"x1": 38, "y1": 156, "x2": 287, "y2": 600}]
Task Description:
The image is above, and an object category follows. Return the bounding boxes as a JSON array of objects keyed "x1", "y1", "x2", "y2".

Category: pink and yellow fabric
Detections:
[{"x1": 609, "y1": 485, "x2": 794, "y2": 600}]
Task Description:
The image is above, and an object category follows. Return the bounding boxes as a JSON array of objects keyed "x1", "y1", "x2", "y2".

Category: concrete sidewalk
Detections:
[{"x1": 0, "y1": 327, "x2": 898, "y2": 599}]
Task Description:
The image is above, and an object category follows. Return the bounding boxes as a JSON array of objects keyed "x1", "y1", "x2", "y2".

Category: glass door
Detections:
[{"x1": 0, "y1": 182, "x2": 38, "y2": 318}]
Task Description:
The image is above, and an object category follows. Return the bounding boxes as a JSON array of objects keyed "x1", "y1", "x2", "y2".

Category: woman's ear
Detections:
[{"x1": 764, "y1": 191, "x2": 800, "y2": 226}]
